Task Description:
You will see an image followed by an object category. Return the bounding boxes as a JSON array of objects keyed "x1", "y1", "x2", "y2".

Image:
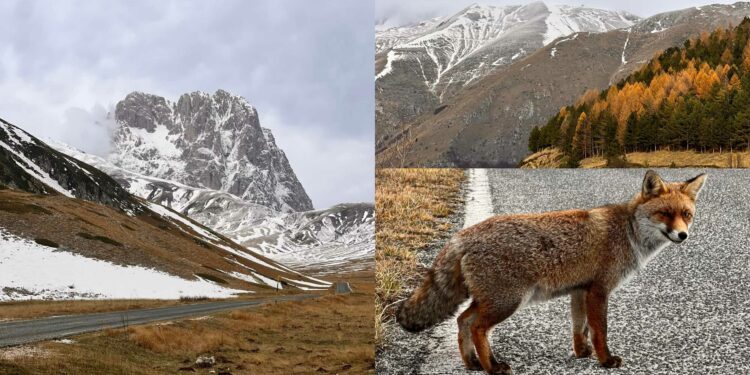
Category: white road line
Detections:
[{"x1": 463, "y1": 168, "x2": 494, "y2": 228}]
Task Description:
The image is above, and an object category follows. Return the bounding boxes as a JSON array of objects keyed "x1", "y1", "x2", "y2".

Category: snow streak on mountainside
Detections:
[{"x1": 110, "y1": 90, "x2": 312, "y2": 213}]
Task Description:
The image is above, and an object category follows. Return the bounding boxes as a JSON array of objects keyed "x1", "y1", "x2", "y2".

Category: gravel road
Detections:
[
  {"x1": 0, "y1": 295, "x2": 315, "y2": 347},
  {"x1": 378, "y1": 169, "x2": 750, "y2": 374}
]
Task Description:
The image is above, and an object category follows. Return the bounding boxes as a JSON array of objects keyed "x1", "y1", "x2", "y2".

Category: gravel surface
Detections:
[{"x1": 377, "y1": 169, "x2": 750, "y2": 374}]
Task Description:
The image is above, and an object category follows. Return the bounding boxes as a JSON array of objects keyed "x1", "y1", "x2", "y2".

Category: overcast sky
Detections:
[
  {"x1": 0, "y1": 0, "x2": 373, "y2": 209},
  {"x1": 376, "y1": 0, "x2": 742, "y2": 29}
]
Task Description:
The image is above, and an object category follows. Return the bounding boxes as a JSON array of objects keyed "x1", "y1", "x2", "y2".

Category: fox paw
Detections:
[
  {"x1": 601, "y1": 355, "x2": 623, "y2": 368},
  {"x1": 464, "y1": 355, "x2": 483, "y2": 371},
  {"x1": 488, "y1": 361, "x2": 512, "y2": 375},
  {"x1": 573, "y1": 344, "x2": 593, "y2": 358}
]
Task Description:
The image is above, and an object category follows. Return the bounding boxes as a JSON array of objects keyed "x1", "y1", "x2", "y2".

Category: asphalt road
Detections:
[
  {"x1": 0, "y1": 295, "x2": 316, "y2": 347},
  {"x1": 378, "y1": 169, "x2": 750, "y2": 374}
]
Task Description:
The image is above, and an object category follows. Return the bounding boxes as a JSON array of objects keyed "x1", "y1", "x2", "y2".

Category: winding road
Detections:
[
  {"x1": 0, "y1": 295, "x2": 316, "y2": 347},
  {"x1": 378, "y1": 169, "x2": 750, "y2": 374}
]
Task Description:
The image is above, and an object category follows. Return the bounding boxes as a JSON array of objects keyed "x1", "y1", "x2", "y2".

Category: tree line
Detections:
[{"x1": 529, "y1": 18, "x2": 750, "y2": 166}]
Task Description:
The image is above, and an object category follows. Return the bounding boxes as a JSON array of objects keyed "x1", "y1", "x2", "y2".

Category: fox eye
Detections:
[
  {"x1": 683, "y1": 210, "x2": 693, "y2": 220},
  {"x1": 658, "y1": 210, "x2": 672, "y2": 218}
]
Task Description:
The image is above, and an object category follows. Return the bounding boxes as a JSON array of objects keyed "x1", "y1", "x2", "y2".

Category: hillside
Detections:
[
  {"x1": 375, "y1": 2, "x2": 638, "y2": 154},
  {"x1": 0, "y1": 119, "x2": 330, "y2": 300},
  {"x1": 530, "y1": 18, "x2": 750, "y2": 166},
  {"x1": 376, "y1": 2, "x2": 750, "y2": 167}
]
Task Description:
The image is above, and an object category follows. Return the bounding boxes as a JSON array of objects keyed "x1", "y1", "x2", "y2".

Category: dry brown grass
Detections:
[
  {"x1": 0, "y1": 272, "x2": 375, "y2": 374},
  {"x1": 619, "y1": 150, "x2": 750, "y2": 168},
  {"x1": 522, "y1": 148, "x2": 750, "y2": 168},
  {"x1": 127, "y1": 323, "x2": 238, "y2": 354},
  {"x1": 375, "y1": 168, "x2": 465, "y2": 344}
]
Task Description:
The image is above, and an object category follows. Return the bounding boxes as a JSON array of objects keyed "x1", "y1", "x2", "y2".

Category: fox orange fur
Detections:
[{"x1": 397, "y1": 170, "x2": 707, "y2": 374}]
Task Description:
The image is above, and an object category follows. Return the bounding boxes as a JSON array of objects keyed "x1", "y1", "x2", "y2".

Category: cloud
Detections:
[
  {"x1": 262, "y1": 110, "x2": 373, "y2": 209},
  {"x1": 0, "y1": 0, "x2": 374, "y2": 207}
]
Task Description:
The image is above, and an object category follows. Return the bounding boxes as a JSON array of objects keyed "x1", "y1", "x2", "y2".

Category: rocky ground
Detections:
[{"x1": 377, "y1": 168, "x2": 750, "y2": 374}]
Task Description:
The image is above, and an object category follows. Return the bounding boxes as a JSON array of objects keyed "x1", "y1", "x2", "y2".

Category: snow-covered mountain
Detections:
[
  {"x1": 52, "y1": 90, "x2": 374, "y2": 272},
  {"x1": 110, "y1": 90, "x2": 312, "y2": 213},
  {"x1": 0, "y1": 118, "x2": 331, "y2": 300},
  {"x1": 375, "y1": 1, "x2": 639, "y2": 148},
  {"x1": 54, "y1": 140, "x2": 374, "y2": 272}
]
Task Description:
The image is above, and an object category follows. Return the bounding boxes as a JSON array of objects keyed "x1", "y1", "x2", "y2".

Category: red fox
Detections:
[{"x1": 397, "y1": 170, "x2": 706, "y2": 374}]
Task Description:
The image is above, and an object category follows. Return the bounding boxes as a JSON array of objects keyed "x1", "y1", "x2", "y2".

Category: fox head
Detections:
[{"x1": 634, "y1": 170, "x2": 707, "y2": 244}]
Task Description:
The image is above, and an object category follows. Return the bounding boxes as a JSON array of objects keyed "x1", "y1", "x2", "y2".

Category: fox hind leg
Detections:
[
  {"x1": 470, "y1": 300, "x2": 517, "y2": 375},
  {"x1": 571, "y1": 290, "x2": 592, "y2": 358},
  {"x1": 458, "y1": 301, "x2": 482, "y2": 370}
]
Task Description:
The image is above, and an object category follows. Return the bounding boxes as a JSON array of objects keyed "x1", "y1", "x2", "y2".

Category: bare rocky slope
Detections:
[{"x1": 376, "y1": 2, "x2": 750, "y2": 167}]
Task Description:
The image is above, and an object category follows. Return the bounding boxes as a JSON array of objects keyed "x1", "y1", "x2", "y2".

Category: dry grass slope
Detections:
[
  {"x1": 375, "y1": 168, "x2": 464, "y2": 344},
  {"x1": 0, "y1": 273, "x2": 375, "y2": 374},
  {"x1": 0, "y1": 188, "x2": 321, "y2": 293}
]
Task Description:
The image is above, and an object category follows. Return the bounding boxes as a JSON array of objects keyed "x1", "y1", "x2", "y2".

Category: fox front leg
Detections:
[
  {"x1": 570, "y1": 290, "x2": 592, "y2": 358},
  {"x1": 585, "y1": 286, "x2": 622, "y2": 368}
]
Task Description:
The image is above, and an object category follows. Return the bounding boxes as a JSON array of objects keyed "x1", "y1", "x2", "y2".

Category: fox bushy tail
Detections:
[{"x1": 396, "y1": 239, "x2": 469, "y2": 332}]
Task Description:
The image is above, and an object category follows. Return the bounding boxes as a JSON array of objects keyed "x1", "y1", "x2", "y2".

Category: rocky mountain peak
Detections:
[{"x1": 110, "y1": 90, "x2": 313, "y2": 212}]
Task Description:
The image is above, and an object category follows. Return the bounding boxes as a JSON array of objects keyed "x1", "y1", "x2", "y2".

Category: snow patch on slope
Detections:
[
  {"x1": 376, "y1": 50, "x2": 401, "y2": 80},
  {"x1": 0, "y1": 229, "x2": 242, "y2": 300}
]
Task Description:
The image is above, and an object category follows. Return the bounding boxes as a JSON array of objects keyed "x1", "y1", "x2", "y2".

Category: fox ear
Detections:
[
  {"x1": 681, "y1": 173, "x2": 707, "y2": 200},
  {"x1": 642, "y1": 170, "x2": 667, "y2": 198}
]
